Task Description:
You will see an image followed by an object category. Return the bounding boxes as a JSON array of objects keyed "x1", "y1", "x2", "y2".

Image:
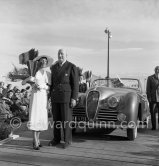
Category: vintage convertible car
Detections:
[{"x1": 73, "y1": 78, "x2": 150, "y2": 140}]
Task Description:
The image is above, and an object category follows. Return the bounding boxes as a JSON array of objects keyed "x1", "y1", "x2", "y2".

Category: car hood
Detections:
[{"x1": 87, "y1": 86, "x2": 138, "y2": 100}]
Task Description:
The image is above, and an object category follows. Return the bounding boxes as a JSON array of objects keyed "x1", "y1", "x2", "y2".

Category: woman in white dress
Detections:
[{"x1": 22, "y1": 55, "x2": 53, "y2": 150}]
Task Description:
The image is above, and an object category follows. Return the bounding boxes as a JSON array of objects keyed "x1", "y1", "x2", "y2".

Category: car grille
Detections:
[
  {"x1": 86, "y1": 91, "x2": 100, "y2": 120},
  {"x1": 97, "y1": 108, "x2": 118, "y2": 122},
  {"x1": 73, "y1": 107, "x2": 86, "y2": 121}
]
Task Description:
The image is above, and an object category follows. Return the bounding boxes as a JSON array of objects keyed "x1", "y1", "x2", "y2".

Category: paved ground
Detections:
[{"x1": 0, "y1": 120, "x2": 159, "y2": 166}]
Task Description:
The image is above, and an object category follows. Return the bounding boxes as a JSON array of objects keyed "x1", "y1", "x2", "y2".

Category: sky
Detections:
[{"x1": 0, "y1": 0, "x2": 159, "y2": 83}]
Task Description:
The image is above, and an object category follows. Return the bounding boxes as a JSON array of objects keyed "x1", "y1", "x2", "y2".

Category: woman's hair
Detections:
[
  {"x1": 21, "y1": 89, "x2": 26, "y2": 93},
  {"x1": 26, "y1": 86, "x2": 30, "y2": 90},
  {"x1": 7, "y1": 84, "x2": 12, "y2": 88},
  {"x1": 38, "y1": 57, "x2": 48, "y2": 68},
  {"x1": 7, "y1": 90, "x2": 13, "y2": 94},
  {"x1": 39, "y1": 57, "x2": 48, "y2": 62},
  {"x1": 15, "y1": 89, "x2": 20, "y2": 93}
]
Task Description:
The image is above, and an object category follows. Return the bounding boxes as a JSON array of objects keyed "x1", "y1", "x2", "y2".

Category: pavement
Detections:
[{"x1": 0, "y1": 119, "x2": 159, "y2": 166}]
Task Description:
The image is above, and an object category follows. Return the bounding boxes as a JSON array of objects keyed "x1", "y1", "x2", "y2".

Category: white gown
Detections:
[{"x1": 27, "y1": 69, "x2": 51, "y2": 131}]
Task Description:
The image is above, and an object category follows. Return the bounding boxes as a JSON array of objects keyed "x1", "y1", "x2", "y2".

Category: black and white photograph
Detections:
[{"x1": 0, "y1": 0, "x2": 159, "y2": 165}]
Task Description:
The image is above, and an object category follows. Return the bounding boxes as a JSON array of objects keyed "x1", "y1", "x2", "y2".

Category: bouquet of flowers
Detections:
[
  {"x1": 7, "y1": 49, "x2": 39, "y2": 82},
  {"x1": 19, "y1": 48, "x2": 39, "y2": 77}
]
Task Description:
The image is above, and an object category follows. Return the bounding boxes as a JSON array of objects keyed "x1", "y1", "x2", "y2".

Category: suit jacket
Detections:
[
  {"x1": 146, "y1": 74, "x2": 159, "y2": 102},
  {"x1": 50, "y1": 61, "x2": 79, "y2": 103}
]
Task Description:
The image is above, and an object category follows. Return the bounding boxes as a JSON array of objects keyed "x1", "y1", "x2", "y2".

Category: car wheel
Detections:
[{"x1": 127, "y1": 126, "x2": 137, "y2": 140}]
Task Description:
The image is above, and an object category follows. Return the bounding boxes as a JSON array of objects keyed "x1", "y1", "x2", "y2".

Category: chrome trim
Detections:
[
  {"x1": 86, "y1": 90, "x2": 100, "y2": 121},
  {"x1": 73, "y1": 107, "x2": 85, "y2": 116},
  {"x1": 97, "y1": 108, "x2": 118, "y2": 121},
  {"x1": 72, "y1": 122, "x2": 124, "y2": 129},
  {"x1": 107, "y1": 96, "x2": 120, "y2": 108}
]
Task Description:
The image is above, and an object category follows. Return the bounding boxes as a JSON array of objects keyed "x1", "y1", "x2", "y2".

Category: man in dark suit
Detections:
[
  {"x1": 146, "y1": 66, "x2": 159, "y2": 130},
  {"x1": 49, "y1": 49, "x2": 79, "y2": 148}
]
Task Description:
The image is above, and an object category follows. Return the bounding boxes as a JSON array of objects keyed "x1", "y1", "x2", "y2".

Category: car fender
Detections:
[{"x1": 122, "y1": 92, "x2": 139, "y2": 124}]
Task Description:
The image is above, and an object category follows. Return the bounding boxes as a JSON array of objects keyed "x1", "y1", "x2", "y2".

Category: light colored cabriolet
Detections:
[{"x1": 73, "y1": 78, "x2": 150, "y2": 140}]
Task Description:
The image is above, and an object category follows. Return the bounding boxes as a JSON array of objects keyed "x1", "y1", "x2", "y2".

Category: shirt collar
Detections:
[{"x1": 59, "y1": 60, "x2": 67, "y2": 67}]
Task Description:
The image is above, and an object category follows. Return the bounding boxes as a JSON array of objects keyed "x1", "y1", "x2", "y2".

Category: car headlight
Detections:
[{"x1": 107, "y1": 96, "x2": 120, "y2": 108}]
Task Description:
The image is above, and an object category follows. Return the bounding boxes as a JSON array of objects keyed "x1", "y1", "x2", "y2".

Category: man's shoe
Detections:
[
  {"x1": 63, "y1": 142, "x2": 71, "y2": 149},
  {"x1": 48, "y1": 140, "x2": 60, "y2": 146}
]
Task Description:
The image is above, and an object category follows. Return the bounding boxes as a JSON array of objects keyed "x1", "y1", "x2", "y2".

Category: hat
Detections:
[
  {"x1": 33, "y1": 55, "x2": 53, "y2": 68},
  {"x1": 21, "y1": 89, "x2": 26, "y2": 93}
]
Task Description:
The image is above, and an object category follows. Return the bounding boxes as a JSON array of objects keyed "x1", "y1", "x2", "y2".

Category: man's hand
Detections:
[
  {"x1": 148, "y1": 97, "x2": 151, "y2": 103},
  {"x1": 70, "y1": 98, "x2": 76, "y2": 108}
]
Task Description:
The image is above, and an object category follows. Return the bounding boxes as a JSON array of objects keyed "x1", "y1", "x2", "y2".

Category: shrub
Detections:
[{"x1": 0, "y1": 122, "x2": 12, "y2": 140}]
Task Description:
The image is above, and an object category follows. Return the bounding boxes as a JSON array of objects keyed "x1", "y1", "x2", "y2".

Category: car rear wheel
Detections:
[{"x1": 127, "y1": 126, "x2": 137, "y2": 140}]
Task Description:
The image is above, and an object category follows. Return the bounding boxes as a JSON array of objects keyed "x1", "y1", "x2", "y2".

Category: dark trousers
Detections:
[
  {"x1": 149, "y1": 102, "x2": 159, "y2": 129},
  {"x1": 52, "y1": 103, "x2": 72, "y2": 143}
]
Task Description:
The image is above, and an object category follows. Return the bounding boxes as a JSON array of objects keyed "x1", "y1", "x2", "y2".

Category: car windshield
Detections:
[{"x1": 91, "y1": 78, "x2": 140, "y2": 90}]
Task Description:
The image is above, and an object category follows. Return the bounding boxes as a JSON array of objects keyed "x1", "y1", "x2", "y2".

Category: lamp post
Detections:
[{"x1": 104, "y1": 28, "x2": 112, "y2": 79}]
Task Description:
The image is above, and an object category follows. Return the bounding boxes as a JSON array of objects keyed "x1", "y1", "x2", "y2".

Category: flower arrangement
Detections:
[{"x1": 7, "y1": 48, "x2": 39, "y2": 82}]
